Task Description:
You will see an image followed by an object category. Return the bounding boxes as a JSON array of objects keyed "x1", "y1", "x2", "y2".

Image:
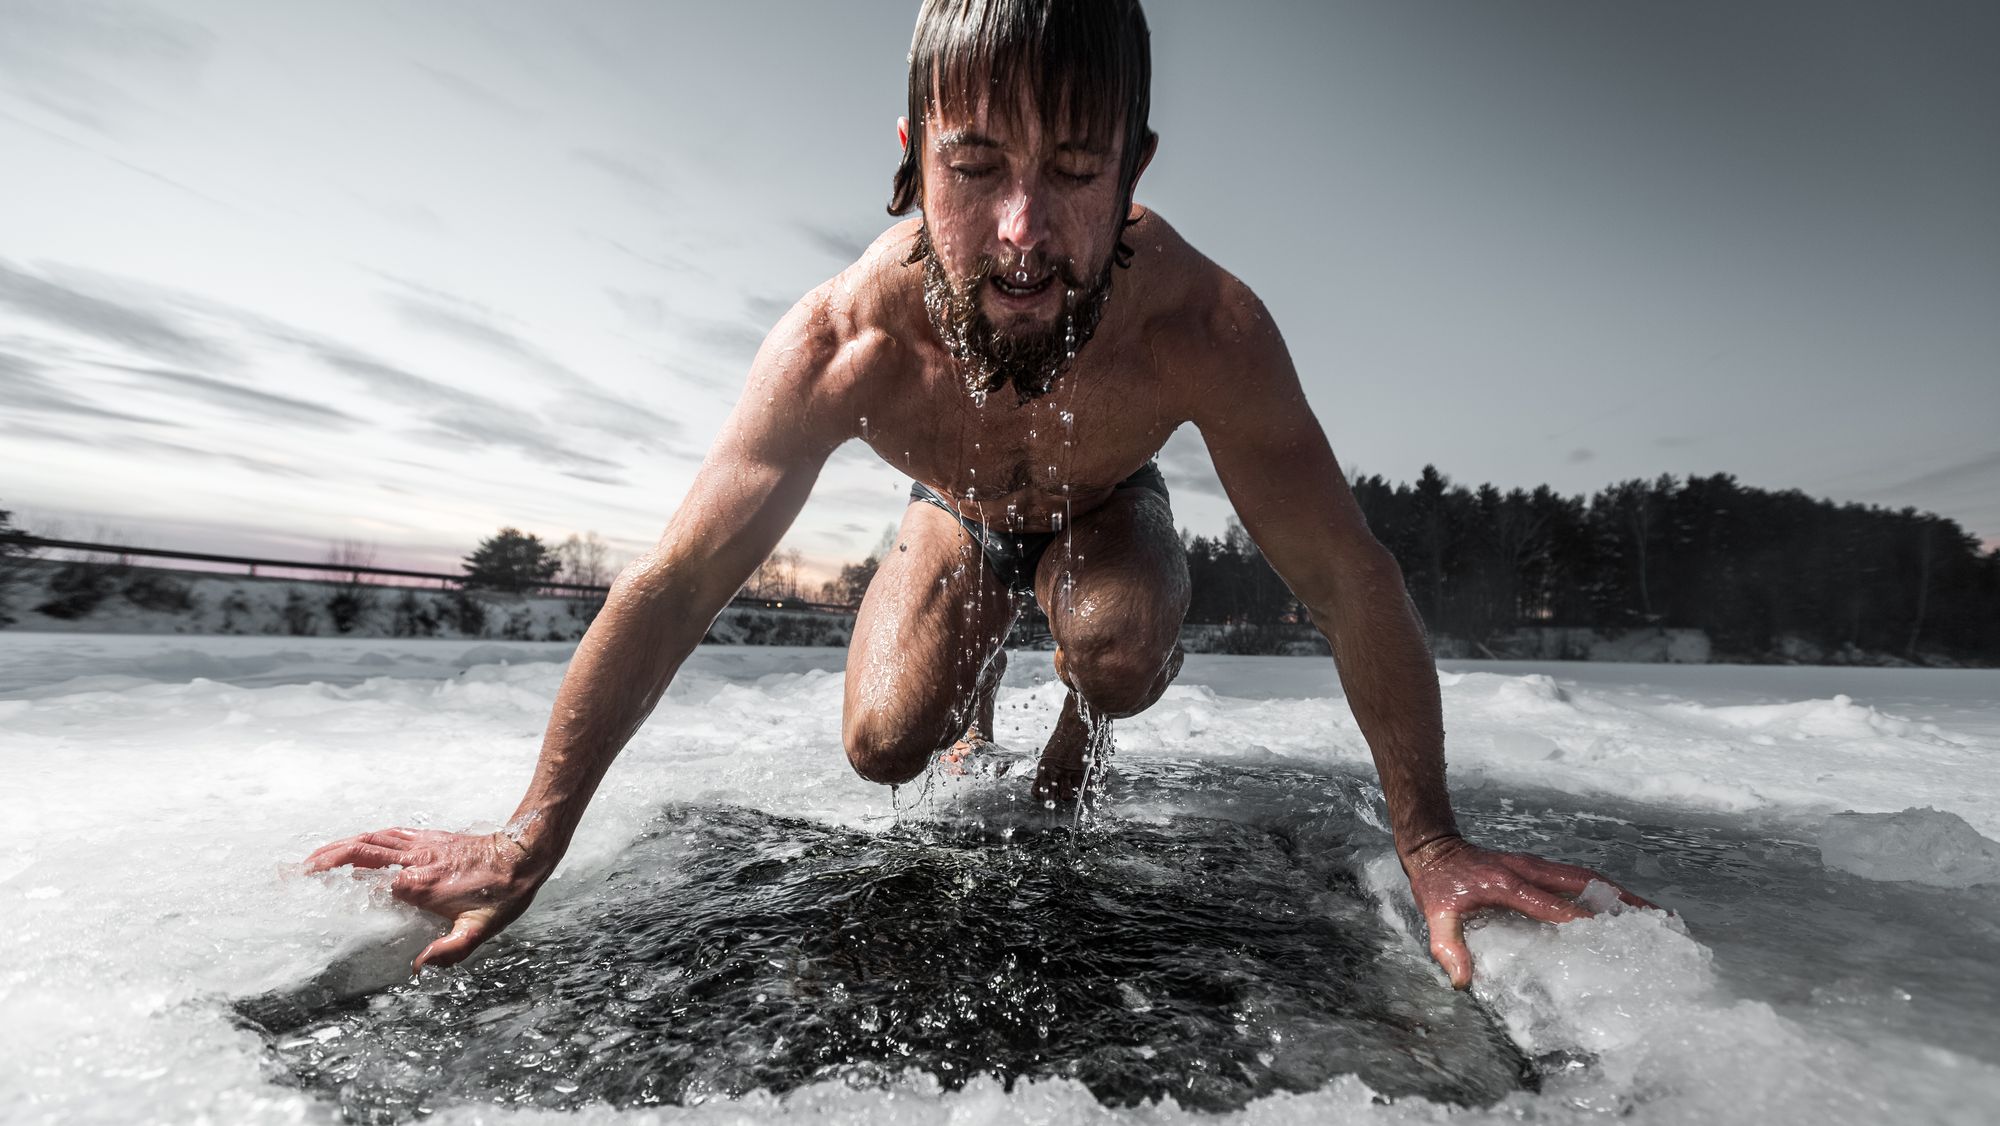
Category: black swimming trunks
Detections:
[{"x1": 908, "y1": 461, "x2": 1170, "y2": 596}]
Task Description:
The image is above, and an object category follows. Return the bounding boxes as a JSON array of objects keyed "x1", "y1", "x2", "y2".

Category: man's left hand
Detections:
[{"x1": 1400, "y1": 834, "x2": 1660, "y2": 990}]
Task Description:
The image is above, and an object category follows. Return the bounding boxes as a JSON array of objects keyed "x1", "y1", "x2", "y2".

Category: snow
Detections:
[
  {"x1": 2, "y1": 633, "x2": 1998, "y2": 1124},
  {"x1": 1819, "y1": 808, "x2": 2000, "y2": 887}
]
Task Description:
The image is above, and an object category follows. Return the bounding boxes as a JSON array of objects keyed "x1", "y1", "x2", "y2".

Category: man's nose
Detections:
[{"x1": 997, "y1": 179, "x2": 1049, "y2": 254}]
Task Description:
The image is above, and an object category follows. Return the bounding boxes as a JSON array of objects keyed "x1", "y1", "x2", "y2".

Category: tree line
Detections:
[
  {"x1": 10, "y1": 475, "x2": 1993, "y2": 663},
  {"x1": 1182, "y1": 467, "x2": 1999, "y2": 661}
]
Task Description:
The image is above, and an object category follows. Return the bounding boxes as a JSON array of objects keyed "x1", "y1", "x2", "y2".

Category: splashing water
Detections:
[{"x1": 237, "y1": 767, "x2": 1534, "y2": 1120}]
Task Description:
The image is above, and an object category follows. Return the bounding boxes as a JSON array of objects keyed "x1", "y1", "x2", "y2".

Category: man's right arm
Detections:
[{"x1": 305, "y1": 289, "x2": 865, "y2": 971}]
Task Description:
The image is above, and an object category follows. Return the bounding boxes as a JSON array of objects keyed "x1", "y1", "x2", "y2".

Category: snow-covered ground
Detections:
[
  {"x1": 2, "y1": 634, "x2": 1997, "y2": 1124},
  {"x1": 3, "y1": 560, "x2": 854, "y2": 646}
]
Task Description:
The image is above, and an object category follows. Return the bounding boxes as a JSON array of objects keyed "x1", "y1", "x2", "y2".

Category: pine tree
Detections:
[{"x1": 462, "y1": 528, "x2": 560, "y2": 593}]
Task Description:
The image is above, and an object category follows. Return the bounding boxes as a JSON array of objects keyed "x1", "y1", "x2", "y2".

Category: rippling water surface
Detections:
[{"x1": 239, "y1": 764, "x2": 1536, "y2": 1120}]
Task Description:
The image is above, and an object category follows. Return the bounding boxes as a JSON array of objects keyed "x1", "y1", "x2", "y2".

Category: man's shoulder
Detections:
[
  {"x1": 1123, "y1": 208, "x2": 1275, "y2": 354},
  {"x1": 761, "y1": 220, "x2": 925, "y2": 383},
  {"x1": 1124, "y1": 208, "x2": 1256, "y2": 313}
]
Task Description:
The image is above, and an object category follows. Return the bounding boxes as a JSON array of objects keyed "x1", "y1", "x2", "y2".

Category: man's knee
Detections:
[
  {"x1": 841, "y1": 715, "x2": 935, "y2": 785},
  {"x1": 1055, "y1": 636, "x2": 1183, "y2": 718}
]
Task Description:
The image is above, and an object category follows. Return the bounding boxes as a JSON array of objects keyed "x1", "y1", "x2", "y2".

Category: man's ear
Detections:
[{"x1": 898, "y1": 116, "x2": 910, "y2": 152}]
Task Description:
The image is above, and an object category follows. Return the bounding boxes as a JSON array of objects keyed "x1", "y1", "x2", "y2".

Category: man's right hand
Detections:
[{"x1": 305, "y1": 827, "x2": 553, "y2": 974}]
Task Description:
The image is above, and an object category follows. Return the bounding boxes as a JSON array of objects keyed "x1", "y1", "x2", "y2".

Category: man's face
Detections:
[{"x1": 913, "y1": 92, "x2": 1130, "y2": 400}]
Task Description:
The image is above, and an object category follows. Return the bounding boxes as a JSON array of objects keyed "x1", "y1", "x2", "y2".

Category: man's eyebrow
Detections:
[
  {"x1": 932, "y1": 129, "x2": 1001, "y2": 150},
  {"x1": 931, "y1": 130, "x2": 1111, "y2": 157}
]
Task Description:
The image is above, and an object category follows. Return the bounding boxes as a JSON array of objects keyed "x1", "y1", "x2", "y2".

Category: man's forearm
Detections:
[
  {"x1": 1310, "y1": 556, "x2": 1460, "y2": 860},
  {"x1": 506, "y1": 556, "x2": 714, "y2": 859}
]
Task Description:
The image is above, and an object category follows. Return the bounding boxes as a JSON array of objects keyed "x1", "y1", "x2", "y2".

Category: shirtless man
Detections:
[{"x1": 309, "y1": 0, "x2": 1650, "y2": 991}]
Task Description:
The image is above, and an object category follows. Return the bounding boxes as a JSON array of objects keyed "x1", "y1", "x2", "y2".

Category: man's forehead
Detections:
[
  {"x1": 931, "y1": 125, "x2": 1112, "y2": 156},
  {"x1": 925, "y1": 81, "x2": 1122, "y2": 154}
]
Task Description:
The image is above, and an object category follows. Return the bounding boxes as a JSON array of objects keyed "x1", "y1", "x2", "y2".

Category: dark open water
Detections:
[{"x1": 234, "y1": 758, "x2": 2000, "y2": 1123}]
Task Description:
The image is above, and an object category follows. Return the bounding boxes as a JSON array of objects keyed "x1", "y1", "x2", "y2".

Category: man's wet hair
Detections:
[{"x1": 888, "y1": 0, "x2": 1154, "y2": 269}]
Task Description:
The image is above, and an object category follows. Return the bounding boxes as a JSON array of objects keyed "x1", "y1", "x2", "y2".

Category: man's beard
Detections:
[{"x1": 914, "y1": 225, "x2": 1113, "y2": 403}]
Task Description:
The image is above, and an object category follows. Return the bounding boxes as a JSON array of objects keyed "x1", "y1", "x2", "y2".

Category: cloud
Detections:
[
  {"x1": 274, "y1": 331, "x2": 629, "y2": 479},
  {"x1": 572, "y1": 147, "x2": 671, "y2": 198},
  {"x1": 743, "y1": 293, "x2": 797, "y2": 326},
  {"x1": 683, "y1": 316, "x2": 768, "y2": 363},
  {"x1": 120, "y1": 434, "x2": 313, "y2": 479},
  {"x1": 594, "y1": 235, "x2": 703, "y2": 279},
  {"x1": 1874, "y1": 449, "x2": 2000, "y2": 500},
  {"x1": 1154, "y1": 425, "x2": 1228, "y2": 500},
  {"x1": 352, "y1": 195, "x2": 449, "y2": 234},
  {"x1": 0, "y1": 258, "x2": 226, "y2": 365},
  {"x1": 795, "y1": 222, "x2": 872, "y2": 263},
  {"x1": 0, "y1": 0, "x2": 210, "y2": 134},
  {"x1": 384, "y1": 286, "x2": 686, "y2": 450},
  {"x1": 97, "y1": 362, "x2": 361, "y2": 429},
  {"x1": 0, "y1": 348, "x2": 170, "y2": 426},
  {"x1": 1, "y1": 408, "x2": 305, "y2": 479},
  {"x1": 1567, "y1": 447, "x2": 1596, "y2": 464},
  {"x1": 604, "y1": 288, "x2": 667, "y2": 332},
  {"x1": 408, "y1": 61, "x2": 533, "y2": 121},
  {"x1": 390, "y1": 291, "x2": 565, "y2": 372}
]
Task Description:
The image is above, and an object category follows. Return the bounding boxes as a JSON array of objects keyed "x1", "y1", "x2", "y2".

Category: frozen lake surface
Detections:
[{"x1": 3, "y1": 634, "x2": 1997, "y2": 1124}]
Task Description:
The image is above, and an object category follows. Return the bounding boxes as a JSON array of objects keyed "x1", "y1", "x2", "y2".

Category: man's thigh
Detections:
[
  {"x1": 842, "y1": 500, "x2": 1018, "y2": 774},
  {"x1": 1033, "y1": 484, "x2": 1190, "y2": 684}
]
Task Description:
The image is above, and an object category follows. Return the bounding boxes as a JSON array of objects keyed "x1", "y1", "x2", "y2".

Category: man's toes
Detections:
[{"x1": 1032, "y1": 762, "x2": 1086, "y2": 802}]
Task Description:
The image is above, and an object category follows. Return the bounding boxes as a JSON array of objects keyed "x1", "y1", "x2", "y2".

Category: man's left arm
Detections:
[{"x1": 1188, "y1": 287, "x2": 1655, "y2": 989}]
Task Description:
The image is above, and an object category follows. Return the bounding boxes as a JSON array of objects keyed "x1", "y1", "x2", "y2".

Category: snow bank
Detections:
[
  {"x1": 2, "y1": 560, "x2": 853, "y2": 645},
  {"x1": 1819, "y1": 807, "x2": 2000, "y2": 887}
]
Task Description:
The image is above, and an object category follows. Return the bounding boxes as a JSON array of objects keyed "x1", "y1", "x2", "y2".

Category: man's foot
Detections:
[
  {"x1": 1030, "y1": 692, "x2": 1110, "y2": 804},
  {"x1": 1031, "y1": 757, "x2": 1089, "y2": 803},
  {"x1": 941, "y1": 727, "x2": 1000, "y2": 777}
]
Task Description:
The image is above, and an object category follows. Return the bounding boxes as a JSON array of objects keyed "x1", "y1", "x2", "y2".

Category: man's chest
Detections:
[{"x1": 859, "y1": 360, "x2": 1186, "y2": 520}]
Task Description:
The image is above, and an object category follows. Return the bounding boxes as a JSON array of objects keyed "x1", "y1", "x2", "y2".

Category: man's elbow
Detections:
[
  {"x1": 598, "y1": 553, "x2": 708, "y2": 637},
  {"x1": 1302, "y1": 543, "x2": 1408, "y2": 629}
]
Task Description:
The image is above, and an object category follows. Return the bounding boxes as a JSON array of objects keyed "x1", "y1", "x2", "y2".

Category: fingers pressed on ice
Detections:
[
  {"x1": 413, "y1": 916, "x2": 490, "y2": 974},
  {"x1": 1497, "y1": 853, "x2": 1599, "y2": 893},
  {"x1": 1426, "y1": 910, "x2": 1473, "y2": 990},
  {"x1": 1499, "y1": 853, "x2": 1661, "y2": 911},
  {"x1": 305, "y1": 842, "x2": 404, "y2": 872},
  {"x1": 388, "y1": 866, "x2": 438, "y2": 902},
  {"x1": 1495, "y1": 882, "x2": 1591, "y2": 925}
]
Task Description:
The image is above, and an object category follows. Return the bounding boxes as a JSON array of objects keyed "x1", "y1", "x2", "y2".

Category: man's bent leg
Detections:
[
  {"x1": 842, "y1": 501, "x2": 1019, "y2": 785},
  {"x1": 1030, "y1": 485, "x2": 1191, "y2": 799}
]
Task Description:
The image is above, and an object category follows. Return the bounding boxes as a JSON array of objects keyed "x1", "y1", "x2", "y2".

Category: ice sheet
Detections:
[{"x1": 1, "y1": 634, "x2": 1996, "y2": 1124}]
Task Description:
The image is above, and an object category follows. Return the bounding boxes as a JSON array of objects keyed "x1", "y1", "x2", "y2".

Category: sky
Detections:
[{"x1": 3, "y1": 0, "x2": 1996, "y2": 578}]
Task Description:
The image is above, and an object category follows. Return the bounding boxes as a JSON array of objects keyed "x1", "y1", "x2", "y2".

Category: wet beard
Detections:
[{"x1": 915, "y1": 226, "x2": 1112, "y2": 403}]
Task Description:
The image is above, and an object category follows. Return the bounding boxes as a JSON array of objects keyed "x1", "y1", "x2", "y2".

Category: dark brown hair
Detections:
[{"x1": 888, "y1": 0, "x2": 1154, "y2": 267}]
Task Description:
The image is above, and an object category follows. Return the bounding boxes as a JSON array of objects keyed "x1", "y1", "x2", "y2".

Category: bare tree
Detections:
[
  {"x1": 0, "y1": 507, "x2": 41, "y2": 625},
  {"x1": 745, "y1": 546, "x2": 804, "y2": 601},
  {"x1": 556, "y1": 532, "x2": 611, "y2": 588},
  {"x1": 326, "y1": 540, "x2": 378, "y2": 584}
]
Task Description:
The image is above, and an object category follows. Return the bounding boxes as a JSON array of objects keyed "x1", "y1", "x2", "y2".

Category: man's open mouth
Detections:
[{"x1": 990, "y1": 270, "x2": 1056, "y2": 299}]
